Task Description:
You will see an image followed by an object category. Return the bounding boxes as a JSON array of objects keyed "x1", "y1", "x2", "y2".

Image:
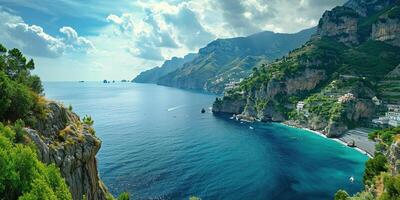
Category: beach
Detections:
[{"x1": 281, "y1": 122, "x2": 375, "y2": 158}]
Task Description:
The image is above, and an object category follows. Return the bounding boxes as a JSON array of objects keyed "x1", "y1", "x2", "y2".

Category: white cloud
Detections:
[
  {"x1": 106, "y1": 14, "x2": 123, "y2": 24},
  {"x1": 6, "y1": 23, "x2": 65, "y2": 57},
  {"x1": 0, "y1": 0, "x2": 348, "y2": 81},
  {"x1": 59, "y1": 26, "x2": 94, "y2": 52},
  {"x1": 0, "y1": 8, "x2": 93, "y2": 58}
]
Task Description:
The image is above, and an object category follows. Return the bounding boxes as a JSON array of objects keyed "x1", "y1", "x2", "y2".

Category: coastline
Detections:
[{"x1": 280, "y1": 122, "x2": 373, "y2": 158}]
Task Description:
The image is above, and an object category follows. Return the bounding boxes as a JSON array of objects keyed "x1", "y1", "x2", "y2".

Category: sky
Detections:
[{"x1": 0, "y1": 0, "x2": 346, "y2": 81}]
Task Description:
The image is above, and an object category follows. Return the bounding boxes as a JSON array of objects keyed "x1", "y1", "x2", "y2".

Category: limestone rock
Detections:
[
  {"x1": 388, "y1": 141, "x2": 400, "y2": 174},
  {"x1": 372, "y1": 17, "x2": 400, "y2": 47},
  {"x1": 344, "y1": 0, "x2": 397, "y2": 17},
  {"x1": 27, "y1": 102, "x2": 110, "y2": 200},
  {"x1": 317, "y1": 7, "x2": 360, "y2": 45}
]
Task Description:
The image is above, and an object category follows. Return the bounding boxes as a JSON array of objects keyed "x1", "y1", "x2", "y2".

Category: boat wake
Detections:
[{"x1": 167, "y1": 105, "x2": 185, "y2": 112}]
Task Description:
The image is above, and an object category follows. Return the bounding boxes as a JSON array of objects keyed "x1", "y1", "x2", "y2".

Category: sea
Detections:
[{"x1": 44, "y1": 82, "x2": 368, "y2": 200}]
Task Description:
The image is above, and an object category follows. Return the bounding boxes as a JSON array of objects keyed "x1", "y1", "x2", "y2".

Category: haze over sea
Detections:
[{"x1": 44, "y1": 82, "x2": 368, "y2": 200}]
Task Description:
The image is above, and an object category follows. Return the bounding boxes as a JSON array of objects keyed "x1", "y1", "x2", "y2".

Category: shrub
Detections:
[
  {"x1": 334, "y1": 190, "x2": 349, "y2": 200},
  {"x1": 82, "y1": 115, "x2": 94, "y2": 126},
  {"x1": 363, "y1": 154, "x2": 388, "y2": 185},
  {"x1": 117, "y1": 192, "x2": 130, "y2": 200},
  {"x1": 0, "y1": 124, "x2": 72, "y2": 199}
]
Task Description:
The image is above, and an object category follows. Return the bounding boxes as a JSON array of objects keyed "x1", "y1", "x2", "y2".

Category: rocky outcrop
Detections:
[
  {"x1": 344, "y1": 0, "x2": 397, "y2": 17},
  {"x1": 213, "y1": 69, "x2": 327, "y2": 121},
  {"x1": 212, "y1": 96, "x2": 246, "y2": 114},
  {"x1": 27, "y1": 102, "x2": 110, "y2": 200},
  {"x1": 388, "y1": 141, "x2": 400, "y2": 174},
  {"x1": 372, "y1": 16, "x2": 400, "y2": 47},
  {"x1": 317, "y1": 7, "x2": 360, "y2": 45}
]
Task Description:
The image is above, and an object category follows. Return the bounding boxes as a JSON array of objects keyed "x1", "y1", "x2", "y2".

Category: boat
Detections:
[
  {"x1": 349, "y1": 176, "x2": 354, "y2": 183},
  {"x1": 201, "y1": 108, "x2": 206, "y2": 113},
  {"x1": 249, "y1": 126, "x2": 254, "y2": 130},
  {"x1": 347, "y1": 140, "x2": 356, "y2": 147}
]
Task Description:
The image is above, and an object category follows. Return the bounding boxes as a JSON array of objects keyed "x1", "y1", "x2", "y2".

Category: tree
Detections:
[
  {"x1": 363, "y1": 154, "x2": 388, "y2": 185},
  {"x1": 334, "y1": 190, "x2": 349, "y2": 200}
]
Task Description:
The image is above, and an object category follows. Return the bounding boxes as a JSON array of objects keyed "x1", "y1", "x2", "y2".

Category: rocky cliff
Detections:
[
  {"x1": 26, "y1": 102, "x2": 110, "y2": 200},
  {"x1": 132, "y1": 53, "x2": 197, "y2": 84},
  {"x1": 157, "y1": 27, "x2": 316, "y2": 94},
  {"x1": 372, "y1": 7, "x2": 400, "y2": 47},
  {"x1": 344, "y1": 0, "x2": 397, "y2": 16},
  {"x1": 213, "y1": 0, "x2": 400, "y2": 138}
]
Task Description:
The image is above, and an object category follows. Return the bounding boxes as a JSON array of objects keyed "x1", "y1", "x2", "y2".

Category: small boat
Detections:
[
  {"x1": 201, "y1": 108, "x2": 206, "y2": 113},
  {"x1": 347, "y1": 140, "x2": 356, "y2": 147},
  {"x1": 249, "y1": 126, "x2": 254, "y2": 130},
  {"x1": 349, "y1": 176, "x2": 354, "y2": 183}
]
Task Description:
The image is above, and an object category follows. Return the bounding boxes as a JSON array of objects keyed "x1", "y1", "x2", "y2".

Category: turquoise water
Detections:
[{"x1": 44, "y1": 82, "x2": 368, "y2": 200}]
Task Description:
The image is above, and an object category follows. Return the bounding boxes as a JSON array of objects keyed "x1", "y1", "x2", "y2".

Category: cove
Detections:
[{"x1": 44, "y1": 82, "x2": 368, "y2": 200}]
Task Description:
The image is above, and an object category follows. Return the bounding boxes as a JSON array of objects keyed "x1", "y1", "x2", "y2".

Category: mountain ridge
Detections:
[{"x1": 157, "y1": 27, "x2": 316, "y2": 94}]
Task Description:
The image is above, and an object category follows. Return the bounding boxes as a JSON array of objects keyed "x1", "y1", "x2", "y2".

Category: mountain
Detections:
[
  {"x1": 213, "y1": 0, "x2": 400, "y2": 135},
  {"x1": 156, "y1": 27, "x2": 316, "y2": 94},
  {"x1": 132, "y1": 53, "x2": 197, "y2": 83}
]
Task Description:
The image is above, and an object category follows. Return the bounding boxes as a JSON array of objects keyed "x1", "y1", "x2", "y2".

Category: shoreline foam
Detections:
[{"x1": 280, "y1": 122, "x2": 373, "y2": 158}]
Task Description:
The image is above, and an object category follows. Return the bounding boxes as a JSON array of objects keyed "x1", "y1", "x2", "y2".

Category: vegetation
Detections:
[
  {"x1": 0, "y1": 44, "x2": 77, "y2": 200},
  {"x1": 363, "y1": 154, "x2": 388, "y2": 185},
  {"x1": 369, "y1": 127, "x2": 400, "y2": 151},
  {"x1": 0, "y1": 45, "x2": 46, "y2": 126},
  {"x1": 335, "y1": 126, "x2": 399, "y2": 199},
  {"x1": 117, "y1": 192, "x2": 130, "y2": 200},
  {"x1": 0, "y1": 123, "x2": 72, "y2": 200},
  {"x1": 334, "y1": 190, "x2": 349, "y2": 200},
  {"x1": 82, "y1": 115, "x2": 94, "y2": 126}
]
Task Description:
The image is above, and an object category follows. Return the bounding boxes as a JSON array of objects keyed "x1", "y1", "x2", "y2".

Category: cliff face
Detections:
[
  {"x1": 318, "y1": 7, "x2": 360, "y2": 45},
  {"x1": 157, "y1": 27, "x2": 316, "y2": 94},
  {"x1": 212, "y1": 0, "x2": 400, "y2": 138},
  {"x1": 132, "y1": 53, "x2": 197, "y2": 83},
  {"x1": 372, "y1": 14, "x2": 400, "y2": 47},
  {"x1": 344, "y1": 0, "x2": 397, "y2": 16},
  {"x1": 27, "y1": 102, "x2": 109, "y2": 200},
  {"x1": 388, "y1": 140, "x2": 400, "y2": 174}
]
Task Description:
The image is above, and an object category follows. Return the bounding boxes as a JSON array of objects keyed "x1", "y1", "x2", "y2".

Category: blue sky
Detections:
[{"x1": 0, "y1": 0, "x2": 346, "y2": 81}]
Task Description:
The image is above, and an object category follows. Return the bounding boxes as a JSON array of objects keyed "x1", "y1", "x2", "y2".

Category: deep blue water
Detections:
[{"x1": 44, "y1": 82, "x2": 368, "y2": 200}]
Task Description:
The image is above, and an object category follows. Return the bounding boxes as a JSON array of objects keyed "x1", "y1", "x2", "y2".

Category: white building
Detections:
[
  {"x1": 372, "y1": 104, "x2": 400, "y2": 127},
  {"x1": 338, "y1": 93, "x2": 355, "y2": 103},
  {"x1": 296, "y1": 101, "x2": 305, "y2": 111}
]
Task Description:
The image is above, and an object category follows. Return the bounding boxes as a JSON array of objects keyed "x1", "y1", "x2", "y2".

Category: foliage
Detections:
[
  {"x1": 304, "y1": 94, "x2": 338, "y2": 121},
  {"x1": 0, "y1": 123, "x2": 72, "y2": 200},
  {"x1": 0, "y1": 48, "x2": 43, "y2": 94},
  {"x1": 0, "y1": 44, "x2": 47, "y2": 126},
  {"x1": 334, "y1": 190, "x2": 349, "y2": 200},
  {"x1": 380, "y1": 174, "x2": 400, "y2": 200},
  {"x1": 82, "y1": 115, "x2": 94, "y2": 126},
  {"x1": 369, "y1": 128, "x2": 400, "y2": 154},
  {"x1": 117, "y1": 192, "x2": 130, "y2": 200},
  {"x1": 13, "y1": 119, "x2": 27, "y2": 143},
  {"x1": 363, "y1": 154, "x2": 388, "y2": 185}
]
